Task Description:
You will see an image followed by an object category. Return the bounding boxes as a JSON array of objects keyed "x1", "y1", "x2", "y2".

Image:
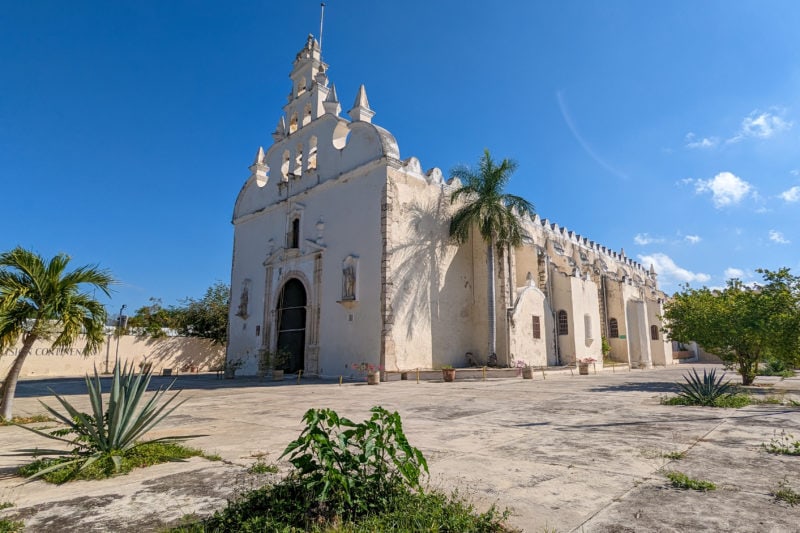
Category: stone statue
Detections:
[{"x1": 342, "y1": 264, "x2": 356, "y2": 300}]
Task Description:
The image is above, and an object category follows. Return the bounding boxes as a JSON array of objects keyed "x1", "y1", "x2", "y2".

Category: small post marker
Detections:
[
  {"x1": 339, "y1": 375, "x2": 342, "y2": 386},
  {"x1": 416, "y1": 368, "x2": 419, "y2": 384},
  {"x1": 482, "y1": 366, "x2": 486, "y2": 381},
  {"x1": 297, "y1": 369, "x2": 303, "y2": 384},
  {"x1": 612, "y1": 362, "x2": 615, "y2": 373},
  {"x1": 593, "y1": 363, "x2": 597, "y2": 375}
]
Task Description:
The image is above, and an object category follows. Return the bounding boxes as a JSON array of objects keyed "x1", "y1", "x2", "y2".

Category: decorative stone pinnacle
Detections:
[
  {"x1": 323, "y1": 83, "x2": 341, "y2": 115},
  {"x1": 348, "y1": 84, "x2": 375, "y2": 123}
]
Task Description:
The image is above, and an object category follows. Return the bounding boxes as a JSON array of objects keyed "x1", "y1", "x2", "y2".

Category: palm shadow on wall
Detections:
[{"x1": 391, "y1": 197, "x2": 451, "y2": 341}]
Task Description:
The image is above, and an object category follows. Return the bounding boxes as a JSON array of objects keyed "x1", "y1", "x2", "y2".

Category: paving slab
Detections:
[{"x1": 1, "y1": 364, "x2": 798, "y2": 532}]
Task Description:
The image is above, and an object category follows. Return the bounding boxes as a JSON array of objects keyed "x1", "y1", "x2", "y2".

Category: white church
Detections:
[{"x1": 226, "y1": 35, "x2": 674, "y2": 378}]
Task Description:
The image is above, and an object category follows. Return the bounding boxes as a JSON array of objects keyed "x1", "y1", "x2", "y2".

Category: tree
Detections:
[
  {"x1": 174, "y1": 282, "x2": 230, "y2": 345},
  {"x1": 0, "y1": 247, "x2": 113, "y2": 419},
  {"x1": 662, "y1": 268, "x2": 800, "y2": 385},
  {"x1": 127, "y1": 298, "x2": 180, "y2": 338},
  {"x1": 448, "y1": 149, "x2": 535, "y2": 364}
]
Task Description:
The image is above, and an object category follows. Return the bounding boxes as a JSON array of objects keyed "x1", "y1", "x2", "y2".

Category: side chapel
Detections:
[{"x1": 227, "y1": 35, "x2": 673, "y2": 378}]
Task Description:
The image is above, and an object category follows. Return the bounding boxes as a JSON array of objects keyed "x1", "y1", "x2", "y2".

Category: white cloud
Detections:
[
  {"x1": 693, "y1": 172, "x2": 753, "y2": 208},
  {"x1": 728, "y1": 109, "x2": 793, "y2": 143},
  {"x1": 780, "y1": 186, "x2": 800, "y2": 202},
  {"x1": 685, "y1": 132, "x2": 717, "y2": 149},
  {"x1": 769, "y1": 230, "x2": 790, "y2": 244},
  {"x1": 724, "y1": 267, "x2": 745, "y2": 279},
  {"x1": 633, "y1": 233, "x2": 663, "y2": 245},
  {"x1": 638, "y1": 253, "x2": 711, "y2": 285},
  {"x1": 684, "y1": 234, "x2": 701, "y2": 244}
]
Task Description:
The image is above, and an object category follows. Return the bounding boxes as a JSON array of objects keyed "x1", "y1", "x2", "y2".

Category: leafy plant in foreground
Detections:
[
  {"x1": 16, "y1": 360, "x2": 196, "y2": 481},
  {"x1": 675, "y1": 368, "x2": 733, "y2": 406},
  {"x1": 280, "y1": 406, "x2": 429, "y2": 520}
]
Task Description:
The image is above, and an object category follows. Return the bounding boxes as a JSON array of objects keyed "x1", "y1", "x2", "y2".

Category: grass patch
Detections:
[
  {"x1": 763, "y1": 431, "x2": 800, "y2": 456},
  {"x1": 0, "y1": 518, "x2": 24, "y2": 533},
  {"x1": 201, "y1": 452, "x2": 222, "y2": 462},
  {"x1": 772, "y1": 478, "x2": 799, "y2": 506},
  {"x1": 18, "y1": 442, "x2": 210, "y2": 484},
  {"x1": 0, "y1": 415, "x2": 52, "y2": 426},
  {"x1": 0, "y1": 503, "x2": 12, "y2": 511},
  {"x1": 661, "y1": 451, "x2": 686, "y2": 460},
  {"x1": 170, "y1": 482, "x2": 516, "y2": 532},
  {"x1": 661, "y1": 393, "x2": 753, "y2": 408},
  {"x1": 247, "y1": 460, "x2": 279, "y2": 475},
  {"x1": 664, "y1": 470, "x2": 716, "y2": 491}
]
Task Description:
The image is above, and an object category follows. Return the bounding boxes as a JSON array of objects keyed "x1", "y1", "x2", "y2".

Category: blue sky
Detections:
[{"x1": 2, "y1": 1, "x2": 798, "y2": 314}]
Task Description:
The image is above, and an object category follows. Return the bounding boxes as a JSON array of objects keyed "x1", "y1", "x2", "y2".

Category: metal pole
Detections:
[
  {"x1": 114, "y1": 304, "x2": 126, "y2": 371},
  {"x1": 319, "y1": 3, "x2": 326, "y2": 54}
]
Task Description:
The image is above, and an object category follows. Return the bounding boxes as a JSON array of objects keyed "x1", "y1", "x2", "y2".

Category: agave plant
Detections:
[
  {"x1": 18, "y1": 360, "x2": 194, "y2": 480},
  {"x1": 676, "y1": 368, "x2": 733, "y2": 406}
]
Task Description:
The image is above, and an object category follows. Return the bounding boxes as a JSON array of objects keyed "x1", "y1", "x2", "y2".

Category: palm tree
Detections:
[
  {"x1": 0, "y1": 247, "x2": 114, "y2": 419},
  {"x1": 449, "y1": 150, "x2": 535, "y2": 364}
]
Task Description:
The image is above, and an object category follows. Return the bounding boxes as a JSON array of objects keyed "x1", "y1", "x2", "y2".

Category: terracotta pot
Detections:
[
  {"x1": 367, "y1": 371, "x2": 380, "y2": 385},
  {"x1": 522, "y1": 367, "x2": 534, "y2": 379},
  {"x1": 272, "y1": 369, "x2": 284, "y2": 381},
  {"x1": 442, "y1": 368, "x2": 456, "y2": 382},
  {"x1": 578, "y1": 363, "x2": 589, "y2": 375}
]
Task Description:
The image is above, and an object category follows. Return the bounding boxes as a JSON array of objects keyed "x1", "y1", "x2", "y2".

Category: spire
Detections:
[
  {"x1": 649, "y1": 263, "x2": 657, "y2": 277},
  {"x1": 272, "y1": 116, "x2": 286, "y2": 142},
  {"x1": 248, "y1": 146, "x2": 268, "y2": 185},
  {"x1": 348, "y1": 84, "x2": 375, "y2": 123},
  {"x1": 252, "y1": 146, "x2": 265, "y2": 165},
  {"x1": 323, "y1": 83, "x2": 341, "y2": 115}
]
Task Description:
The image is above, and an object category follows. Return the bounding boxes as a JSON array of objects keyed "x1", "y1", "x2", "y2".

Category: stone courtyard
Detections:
[{"x1": 1, "y1": 363, "x2": 798, "y2": 532}]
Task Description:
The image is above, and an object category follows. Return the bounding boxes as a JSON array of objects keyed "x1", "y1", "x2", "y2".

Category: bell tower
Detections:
[{"x1": 281, "y1": 34, "x2": 331, "y2": 136}]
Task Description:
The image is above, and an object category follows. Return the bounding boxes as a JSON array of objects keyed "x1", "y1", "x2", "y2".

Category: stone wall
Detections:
[{"x1": 1, "y1": 335, "x2": 224, "y2": 378}]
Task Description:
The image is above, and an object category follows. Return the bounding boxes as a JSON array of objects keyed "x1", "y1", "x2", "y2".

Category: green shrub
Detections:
[
  {"x1": 172, "y1": 407, "x2": 515, "y2": 532},
  {"x1": 758, "y1": 359, "x2": 796, "y2": 378},
  {"x1": 662, "y1": 393, "x2": 752, "y2": 408},
  {"x1": 280, "y1": 406, "x2": 428, "y2": 521},
  {"x1": 664, "y1": 470, "x2": 716, "y2": 491},
  {"x1": 15, "y1": 360, "x2": 198, "y2": 481},
  {"x1": 0, "y1": 518, "x2": 24, "y2": 533}
]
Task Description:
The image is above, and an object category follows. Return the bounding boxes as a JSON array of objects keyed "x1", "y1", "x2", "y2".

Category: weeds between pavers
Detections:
[
  {"x1": 763, "y1": 431, "x2": 800, "y2": 456},
  {"x1": 772, "y1": 478, "x2": 799, "y2": 506},
  {"x1": 171, "y1": 406, "x2": 516, "y2": 532},
  {"x1": 664, "y1": 470, "x2": 716, "y2": 491},
  {"x1": 0, "y1": 415, "x2": 52, "y2": 426}
]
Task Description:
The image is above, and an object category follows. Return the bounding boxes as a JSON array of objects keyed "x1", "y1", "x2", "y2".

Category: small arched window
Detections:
[
  {"x1": 650, "y1": 324, "x2": 659, "y2": 341},
  {"x1": 557, "y1": 310, "x2": 568, "y2": 336},
  {"x1": 609, "y1": 318, "x2": 619, "y2": 338}
]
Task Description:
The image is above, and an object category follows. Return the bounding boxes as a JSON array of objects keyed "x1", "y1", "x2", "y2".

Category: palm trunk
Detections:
[
  {"x1": 0, "y1": 332, "x2": 37, "y2": 420},
  {"x1": 487, "y1": 240, "x2": 496, "y2": 361}
]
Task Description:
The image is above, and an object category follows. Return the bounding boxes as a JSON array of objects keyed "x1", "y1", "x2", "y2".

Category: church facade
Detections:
[{"x1": 227, "y1": 36, "x2": 673, "y2": 378}]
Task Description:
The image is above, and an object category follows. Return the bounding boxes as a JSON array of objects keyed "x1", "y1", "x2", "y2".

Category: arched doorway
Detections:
[{"x1": 276, "y1": 278, "x2": 306, "y2": 373}]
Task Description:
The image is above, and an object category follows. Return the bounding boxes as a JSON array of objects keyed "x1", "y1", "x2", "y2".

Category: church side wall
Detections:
[{"x1": 386, "y1": 170, "x2": 479, "y2": 370}]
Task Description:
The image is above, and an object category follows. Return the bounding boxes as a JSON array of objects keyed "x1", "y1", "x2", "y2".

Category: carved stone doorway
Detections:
[{"x1": 276, "y1": 278, "x2": 306, "y2": 373}]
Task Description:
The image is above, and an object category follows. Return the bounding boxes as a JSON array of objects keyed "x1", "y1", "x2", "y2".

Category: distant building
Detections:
[{"x1": 227, "y1": 35, "x2": 672, "y2": 378}]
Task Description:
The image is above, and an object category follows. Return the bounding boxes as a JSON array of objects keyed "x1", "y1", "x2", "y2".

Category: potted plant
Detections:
[
  {"x1": 441, "y1": 365, "x2": 456, "y2": 382},
  {"x1": 223, "y1": 357, "x2": 245, "y2": 379},
  {"x1": 260, "y1": 348, "x2": 291, "y2": 381},
  {"x1": 351, "y1": 362, "x2": 381, "y2": 385},
  {"x1": 578, "y1": 357, "x2": 596, "y2": 375},
  {"x1": 522, "y1": 364, "x2": 534, "y2": 380}
]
